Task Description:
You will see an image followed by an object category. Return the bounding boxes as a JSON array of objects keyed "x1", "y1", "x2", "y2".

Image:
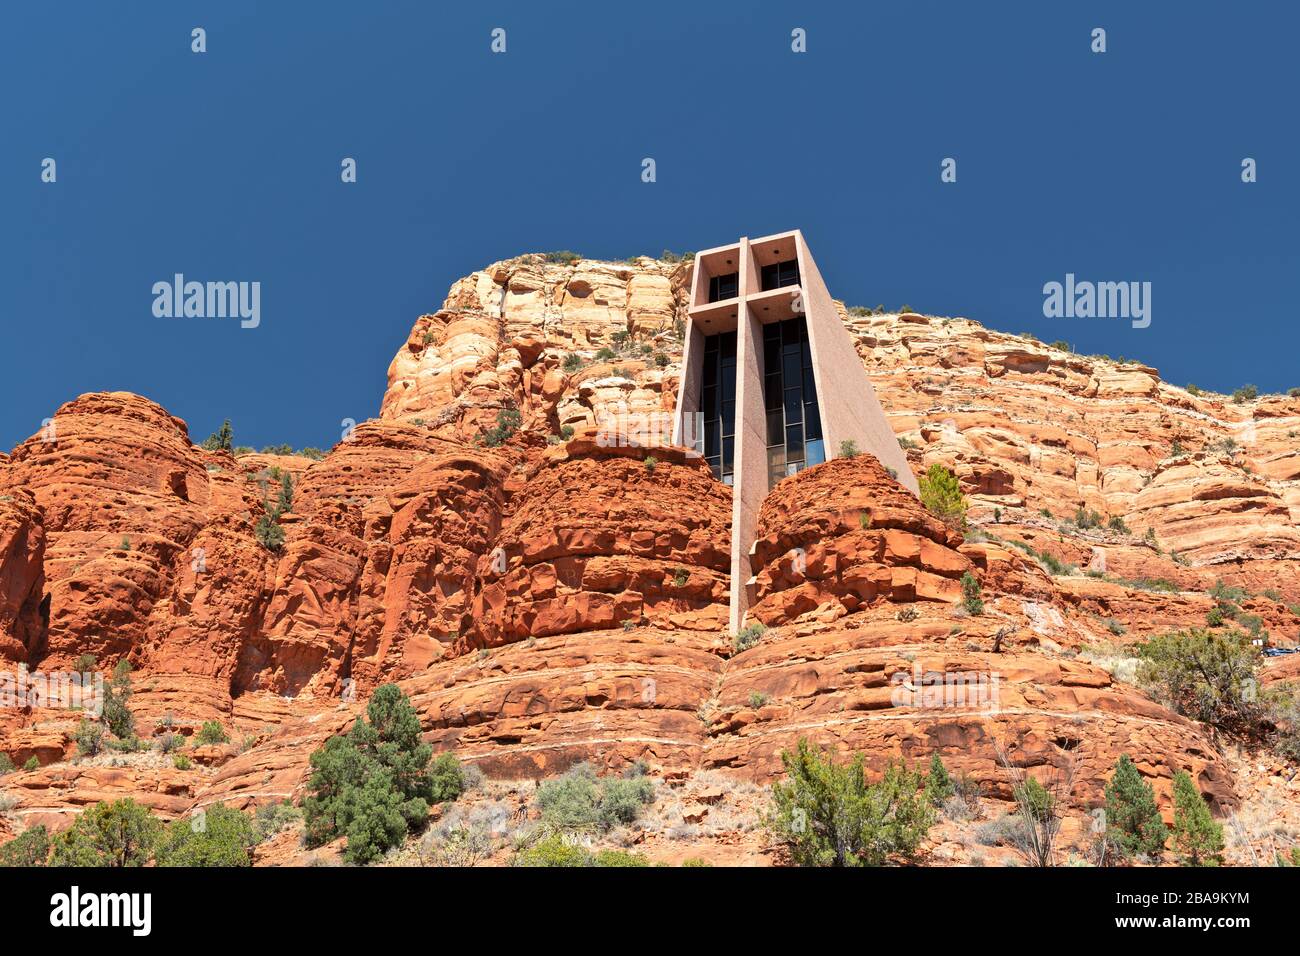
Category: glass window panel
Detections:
[
  {"x1": 722, "y1": 437, "x2": 734, "y2": 471},
  {"x1": 721, "y1": 331, "x2": 736, "y2": 359},
  {"x1": 801, "y1": 337, "x2": 812, "y2": 368},
  {"x1": 704, "y1": 428, "x2": 719, "y2": 458},
  {"x1": 721, "y1": 400, "x2": 735, "y2": 434},
  {"x1": 781, "y1": 319, "x2": 799, "y2": 346},
  {"x1": 802, "y1": 366, "x2": 816, "y2": 396},
  {"x1": 786, "y1": 424, "x2": 804, "y2": 457},
  {"x1": 764, "y1": 375, "x2": 782, "y2": 410},
  {"x1": 763, "y1": 336, "x2": 779, "y2": 374},
  {"x1": 805, "y1": 439, "x2": 826, "y2": 467},
  {"x1": 766, "y1": 409, "x2": 784, "y2": 445},
  {"x1": 804, "y1": 402, "x2": 822, "y2": 440},
  {"x1": 767, "y1": 445, "x2": 786, "y2": 469},
  {"x1": 783, "y1": 348, "x2": 801, "y2": 381},
  {"x1": 784, "y1": 387, "x2": 802, "y2": 422}
]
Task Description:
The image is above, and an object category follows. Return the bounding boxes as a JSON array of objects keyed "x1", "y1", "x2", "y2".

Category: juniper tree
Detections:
[
  {"x1": 1104, "y1": 754, "x2": 1168, "y2": 860},
  {"x1": 1171, "y1": 770, "x2": 1224, "y2": 866}
]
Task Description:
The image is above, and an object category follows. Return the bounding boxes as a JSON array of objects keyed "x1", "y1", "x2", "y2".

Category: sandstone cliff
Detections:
[{"x1": 2, "y1": 252, "x2": 1298, "y2": 864}]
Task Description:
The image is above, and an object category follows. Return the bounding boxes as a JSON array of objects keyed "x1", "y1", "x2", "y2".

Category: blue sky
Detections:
[{"x1": 2, "y1": 1, "x2": 1296, "y2": 452}]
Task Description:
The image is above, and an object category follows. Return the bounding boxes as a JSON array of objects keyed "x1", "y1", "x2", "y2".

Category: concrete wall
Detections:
[{"x1": 797, "y1": 235, "x2": 919, "y2": 495}]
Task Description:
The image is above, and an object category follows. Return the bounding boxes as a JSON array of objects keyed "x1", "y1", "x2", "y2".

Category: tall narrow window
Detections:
[
  {"x1": 761, "y1": 317, "x2": 822, "y2": 488},
  {"x1": 700, "y1": 331, "x2": 737, "y2": 483}
]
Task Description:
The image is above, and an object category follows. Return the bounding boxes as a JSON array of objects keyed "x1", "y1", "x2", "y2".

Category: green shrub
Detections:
[
  {"x1": 960, "y1": 572, "x2": 984, "y2": 616},
  {"x1": 765, "y1": 738, "x2": 934, "y2": 867},
  {"x1": 1107, "y1": 515, "x2": 1131, "y2": 534},
  {"x1": 1171, "y1": 770, "x2": 1223, "y2": 866},
  {"x1": 102, "y1": 659, "x2": 135, "y2": 739},
  {"x1": 510, "y1": 834, "x2": 590, "y2": 867},
  {"x1": 1232, "y1": 384, "x2": 1258, "y2": 404},
  {"x1": 254, "y1": 800, "x2": 302, "y2": 843},
  {"x1": 919, "y1": 464, "x2": 968, "y2": 529},
  {"x1": 838, "y1": 439, "x2": 859, "y2": 458},
  {"x1": 748, "y1": 691, "x2": 769, "y2": 709},
  {"x1": 1074, "y1": 507, "x2": 1103, "y2": 530},
  {"x1": 194, "y1": 720, "x2": 229, "y2": 746},
  {"x1": 173, "y1": 753, "x2": 192, "y2": 770},
  {"x1": 74, "y1": 718, "x2": 104, "y2": 757},
  {"x1": 542, "y1": 250, "x2": 581, "y2": 264},
  {"x1": 644, "y1": 455, "x2": 658, "y2": 474},
  {"x1": 594, "y1": 347, "x2": 616, "y2": 361},
  {"x1": 254, "y1": 513, "x2": 285, "y2": 552},
  {"x1": 302, "y1": 684, "x2": 462, "y2": 864},
  {"x1": 926, "y1": 753, "x2": 955, "y2": 806},
  {"x1": 1136, "y1": 628, "x2": 1260, "y2": 730},
  {"x1": 562, "y1": 353, "x2": 583, "y2": 373},
  {"x1": 23, "y1": 756, "x2": 38, "y2": 771},
  {"x1": 480, "y1": 406, "x2": 522, "y2": 448},
  {"x1": 1103, "y1": 754, "x2": 1168, "y2": 860},
  {"x1": 534, "y1": 763, "x2": 655, "y2": 833},
  {"x1": 653, "y1": 352, "x2": 669, "y2": 367},
  {"x1": 732, "y1": 621, "x2": 767, "y2": 653},
  {"x1": 592, "y1": 848, "x2": 650, "y2": 867},
  {"x1": 0, "y1": 825, "x2": 51, "y2": 867},
  {"x1": 50, "y1": 799, "x2": 162, "y2": 867},
  {"x1": 0, "y1": 753, "x2": 13, "y2": 775},
  {"x1": 200, "y1": 420, "x2": 234, "y2": 452},
  {"x1": 156, "y1": 804, "x2": 257, "y2": 867}
]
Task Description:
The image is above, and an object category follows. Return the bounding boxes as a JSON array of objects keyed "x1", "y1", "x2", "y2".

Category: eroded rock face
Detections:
[
  {"x1": 470, "y1": 435, "x2": 731, "y2": 647},
  {"x1": 4, "y1": 255, "x2": 1299, "y2": 853}
]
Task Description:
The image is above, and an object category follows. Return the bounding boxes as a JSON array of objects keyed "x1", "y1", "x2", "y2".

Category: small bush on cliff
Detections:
[
  {"x1": 74, "y1": 718, "x2": 104, "y2": 757},
  {"x1": 838, "y1": 439, "x2": 859, "y2": 458},
  {"x1": 1171, "y1": 770, "x2": 1224, "y2": 866},
  {"x1": 0, "y1": 825, "x2": 51, "y2": 866},
  {"x1": 302, "y1": 684, "x2": 462, "y2": 864},
  {"x1": 254, "y1": 512, "x2": 285, "y2": 553},
  {"x1": 1136, "y1": 628, "x2": 1260, "y2": 732},
  {"x1": 1104, "y1": 754, "x2": 1168, "y2": 861},
  {"x1": 479, "y1": 406, "x2": 522, "y2": 448},
  {"x1": 200, "y1": 419, "x2": 234, "y2": 452},
  {"x1": 254, "y1": 801, "x2": 302, "y2": 843},
  {"x1": 925, "y1": 753, "x2": 955, "y2": 806},
  {"x1": 102, "y1": 660, "x2": 135, "y2": 740},
  {"x1": 194, "y1": 720, "x2": 229, "y2": 746},
  {"x1": 732, "y1": 621, "x2": 767, "y2": 654},
  {"x1": 0, "y1": 753, "x2": 14, "y2": 775},
  {"x1": 50, "y1": 799, "x2": 162, "y2": 867},
  {"x1": 1232, "y1": 384, "x2": 1258, "y2": 404},
  {"x1": 23, "y1": 757, "x2": 38, "y2": 771},
  {"x1": 919, "y1": 464, "x2": 967, "y2": 529},
  {"x1": 157, "y1": 804, "x2": 257, "y2": 867},
  {"x1": 765, "y1": 738, "x2": 934, "y2": 867},
  {"x1": 562, "y1": 353, "x2": 583, "y2": 373},
  {"x1": 960, "y1": 572, "x2": 984, "y2": 616},
  {"x1": 535, "y1": 762, "x2": 655, "y2": 834},
  {"x1": 542, "y1": 250, "x2": 581, "y2": 264}
]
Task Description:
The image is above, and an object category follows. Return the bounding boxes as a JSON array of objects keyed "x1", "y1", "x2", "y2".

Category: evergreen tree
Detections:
[
  {"x1": 276, "y1": 472, "x2": 293, "y2": 515},
  {"x1": 919, "y1": 464, "x2": 968, "y2": 529},
  {"x1": 0, "y1": 825, "x2": 51, "y2": 866},
  {"x1": 301, "y1": 684, "x2": 463, "y2": 864},
  {"x1": 156, "y1": 804, "x2": 256, "y2": 867},
  {"x1": 1104, "y1": 754, "x2": 1168, "y2": 860},
  {"x1": 926, "y1": 753, "x2": 955, "y2": 806},
  {"x1": 101, "y1": 659, "x2": 134, "y2": 740},
  {"x1": 50, "y1": 799, "x2": 161, "y2": 867},
  {"x1": 1171, "y1": 770, "x2": 1224, "y2": 866}
]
